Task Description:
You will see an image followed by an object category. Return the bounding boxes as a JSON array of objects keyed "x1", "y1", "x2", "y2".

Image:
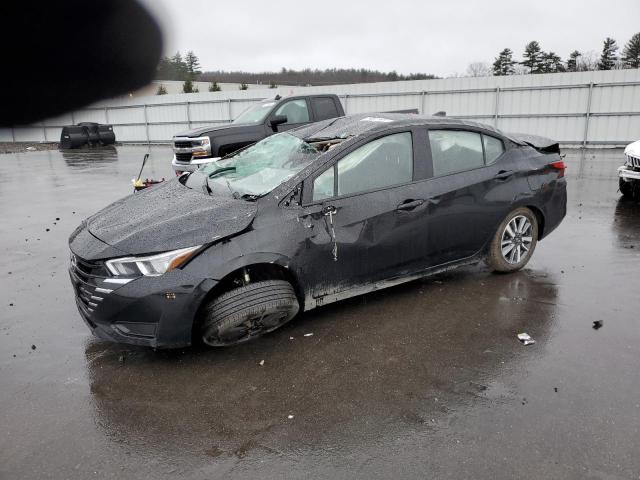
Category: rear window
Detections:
[
  {"x1": 429, "y1": 130, "x2": 484, "y2": 176},
  {"x1": 312, "y1": 97, "x2": 340, "y2": 121}
]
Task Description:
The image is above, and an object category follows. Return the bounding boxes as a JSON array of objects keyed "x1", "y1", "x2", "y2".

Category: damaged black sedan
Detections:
[{"x1": 69, "y1": 114, "x2": 567, "y2": 348}]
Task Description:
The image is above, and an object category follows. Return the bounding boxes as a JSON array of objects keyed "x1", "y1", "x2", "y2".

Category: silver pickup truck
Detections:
[{"x1": 619, "y1": 140, "x2": 640, "y2": 198}]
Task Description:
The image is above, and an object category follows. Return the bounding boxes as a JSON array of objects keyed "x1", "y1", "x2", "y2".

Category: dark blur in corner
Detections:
[{"x1": 0, "y1": 0, "x2": 163, "y2": 127}]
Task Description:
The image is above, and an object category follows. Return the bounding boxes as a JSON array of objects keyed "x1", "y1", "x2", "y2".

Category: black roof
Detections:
[{"x1": 292, "y1": 113, "x2": 524, "y2": 144}]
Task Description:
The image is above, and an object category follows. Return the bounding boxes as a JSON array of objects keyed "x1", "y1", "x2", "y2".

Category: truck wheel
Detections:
[
  {"x1": 486, "y1": 207, "x2": 539, "y2": 273},
  {"x1": 200, "y1": 280, "x2": 299, "y2": 347},
  {"x1": 620, "y1": 178, "x2": 634, "y2": 198}
]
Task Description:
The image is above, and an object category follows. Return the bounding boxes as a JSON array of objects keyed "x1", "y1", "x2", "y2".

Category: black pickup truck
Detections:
[{"x1": 171, "y1": 94, "x2": 345, "y2": 174}]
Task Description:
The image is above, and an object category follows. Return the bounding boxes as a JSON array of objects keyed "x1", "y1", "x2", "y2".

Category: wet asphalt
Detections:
[{"x1": 1, "y1": 146, "x2": 639, "y2": 479}]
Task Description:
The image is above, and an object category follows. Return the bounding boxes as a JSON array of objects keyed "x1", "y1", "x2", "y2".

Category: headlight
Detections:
[{"x1": 105, "y1": 246, "x2": 201, "y2": 277}]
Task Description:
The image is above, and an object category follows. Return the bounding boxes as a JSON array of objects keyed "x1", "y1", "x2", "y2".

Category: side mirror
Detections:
[{"x1": 270, "y1": 115, "x2": 288, "y2": 130}]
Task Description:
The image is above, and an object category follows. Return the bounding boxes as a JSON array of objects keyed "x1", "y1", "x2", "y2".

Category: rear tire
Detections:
[
  {"x1": 200, "y1": 280, "x2": 299, "y2": 347},
  {"x1": 486, "y1": 207, "x2": 538, "y2": 273}
]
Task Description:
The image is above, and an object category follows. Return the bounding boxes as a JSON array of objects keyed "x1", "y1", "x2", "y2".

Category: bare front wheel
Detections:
[{"x1": 486, "y1": 208, "x2": 538, "y2": 273}]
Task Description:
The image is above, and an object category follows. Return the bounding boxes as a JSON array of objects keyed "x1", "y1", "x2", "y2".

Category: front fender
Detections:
[{"x1": 186, "y1": 240, "x2": 295, "y2": 282}]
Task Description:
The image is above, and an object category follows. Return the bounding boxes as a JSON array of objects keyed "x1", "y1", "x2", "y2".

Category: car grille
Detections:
[
  {"x1": 174, "y1": 141, "x2": 192, "y2": 149},
  {"x1": 69, "y1": 254, "x2": 112, "y2": 319},
  {"x1": 175, "y1": 152, "x2": 193, "y2": 163},
  {"x1": 627, "y1": 155, "x2": 640, "y2": 169}
]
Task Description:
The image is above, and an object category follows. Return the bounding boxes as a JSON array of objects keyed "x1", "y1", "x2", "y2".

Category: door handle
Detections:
[
  {"x1": 322, "y1": 205, "x2": 337, "y2": 216},
  {"x1": 494, "y1": 170, "x2": 514, "y2": 180},
  {"x1": 396, "y1": 199, "x2": 425, "y2": 212}
]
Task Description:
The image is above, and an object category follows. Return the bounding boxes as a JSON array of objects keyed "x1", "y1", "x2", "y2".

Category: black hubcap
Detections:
[{"x1": 214, "y1": 311, "x2": 289, "y2": 344}]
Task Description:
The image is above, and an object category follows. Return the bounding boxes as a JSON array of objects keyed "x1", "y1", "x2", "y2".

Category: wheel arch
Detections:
[
  {"x1": 195, "y1": 253, "x2": 305, "y2": 321},
  {"x1": 524, "y1": 204, "x2": 546, "y2": 239}
]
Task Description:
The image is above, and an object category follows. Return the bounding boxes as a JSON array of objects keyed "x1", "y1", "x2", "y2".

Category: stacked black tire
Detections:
[{"x1": 60, "y1": 122, "x2": 115, "y2": 149}]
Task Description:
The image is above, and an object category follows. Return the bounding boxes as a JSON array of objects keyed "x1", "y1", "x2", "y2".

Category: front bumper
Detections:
[
  {"x1": 618, "y1": 166, "x2": 640, "y2": 181},
  {"x1": 171, "y1": 155, "x2": 218, "y2": 174},
  {"x1": 69, "y1": 257, "x2": 217, "y2": 348}
]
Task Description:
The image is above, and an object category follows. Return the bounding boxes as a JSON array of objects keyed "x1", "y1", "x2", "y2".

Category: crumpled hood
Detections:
[{"x1": 84, "y1": 179, "x2": 256, "y2": 256}]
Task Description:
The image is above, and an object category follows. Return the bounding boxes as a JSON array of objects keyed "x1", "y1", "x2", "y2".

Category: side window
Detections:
[
  {"x1": 312, "y1": 97, "x2": 339, "y2": 121},
  {"x1": 274, "y1": 99, "x2": 310, "y2": 124},
  {"x1": 483, "y1": 135, "x2": 505, "y2": 165},
  {"x1": 312, "y1": 167, "x2": 334, "y2": 201},
  {"x1": 428, "y1": 130, "x2": 484, "y2": 176},
  {"x1": 338, "y1": 132, "x2": 413, "y2": 197}
]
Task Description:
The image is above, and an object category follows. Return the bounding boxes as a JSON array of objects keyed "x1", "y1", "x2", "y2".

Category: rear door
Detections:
[
  {"x1": 422, "y1": 128, "x2": 517, "y2": 266},
  {"x1": 297, "y1": 129, "x2": 430, "y2": 299}
]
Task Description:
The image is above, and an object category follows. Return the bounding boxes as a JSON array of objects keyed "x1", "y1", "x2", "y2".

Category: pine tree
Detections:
[
  {"x1": 209, "y1": 81, "x2": 221, "y2": 92},
  {"x1": 566, "y1": 50, "x2": 581, "y2": 72},
  {"x1": 622, "y1": 33, "x2": 640, "y2": 68},
  {"x1": 156, "y1": 84, "x2": 167, "y2": 95},
  {"x1": 598, "y1": 37, "x2": 618, "y2": 70},
  {"x1": 493, "y1": 48, "x2": 516, "y2": 76},
  {"x1": 171, "y1": 51, "x2": 188, "y2": 79},
  {"x1": 269, "y1": 81, "x2": 278, "y2": 89},
  {"x1": 522, "y1": 41, "x2": 544, "y2": 73},
  {"x1": 182, "y1": 79, "x2": 194, "y2": 93},
  {"x1": 239, "y1": 83, "x2": 248, "y2": 90},
  {"x1": 185, "y1": 51, "x2": 201, "y2": 77},
  {"x1": 541, "y1": 52, "x2": 565, "y2": 73}
]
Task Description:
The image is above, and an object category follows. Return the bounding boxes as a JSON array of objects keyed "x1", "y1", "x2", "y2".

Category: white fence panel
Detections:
[{"x1": 2, "y1": 69, "x2": 639, "y2": 146}]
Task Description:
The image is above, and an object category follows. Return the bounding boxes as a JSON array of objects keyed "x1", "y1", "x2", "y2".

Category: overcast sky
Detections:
[{"x1": 142, "y1": 0, "x2": 639, "y2": 76}]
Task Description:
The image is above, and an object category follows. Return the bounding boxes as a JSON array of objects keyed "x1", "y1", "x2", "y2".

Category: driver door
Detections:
[
  {"x1": 269, "y1": 99, "x2": 312, "y2": 132},
  {"x1": 296, "y1": 130, "x2": 430, "y2": 301}
]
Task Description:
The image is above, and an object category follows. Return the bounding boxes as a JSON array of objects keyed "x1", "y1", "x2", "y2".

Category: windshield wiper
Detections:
[
  {"x1": 208, "y1": 166, "x2": 236, "y2": 178},
  {"x1": 240, "y1": 193, "x2": 261, "y2": 201}
]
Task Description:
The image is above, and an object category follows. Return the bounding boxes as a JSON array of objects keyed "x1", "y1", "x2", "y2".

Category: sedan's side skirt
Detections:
[{"x1": 304, "y1": 254, "x2": 483, "y2": 311}]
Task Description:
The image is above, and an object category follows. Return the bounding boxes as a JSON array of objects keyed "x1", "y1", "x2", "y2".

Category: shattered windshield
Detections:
[
  {"x1": 232, "y1": 100, "x2": 276, "y2": 125},
  {"x1": 200, "y1": 133, "x2": 320, "y2": 198}
]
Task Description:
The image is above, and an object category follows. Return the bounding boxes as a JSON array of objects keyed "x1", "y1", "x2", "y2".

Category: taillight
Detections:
[{"x1": 549, "y1": 160, "x2": 566, "y2": 178}]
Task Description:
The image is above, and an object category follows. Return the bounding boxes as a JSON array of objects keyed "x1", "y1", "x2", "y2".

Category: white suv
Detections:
[{"x1": 619, "y1": 140, "x2": 640, "y2": 198}]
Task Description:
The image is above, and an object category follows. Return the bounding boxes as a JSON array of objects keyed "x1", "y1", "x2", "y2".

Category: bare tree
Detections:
[
  {"x1": 466, "y1": 62, "x2": 492, "y2": 77},
  {"x1": 512, "y1": 64, "x2": 529, "y2": 75},
  {"x1": 577, "y1": 51, "x2": 599, "y2": 71}
]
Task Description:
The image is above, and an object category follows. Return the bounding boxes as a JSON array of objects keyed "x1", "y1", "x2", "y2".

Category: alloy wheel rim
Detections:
[{"x1": 501, "y1": 215, "x2": 533, "y2": 265}]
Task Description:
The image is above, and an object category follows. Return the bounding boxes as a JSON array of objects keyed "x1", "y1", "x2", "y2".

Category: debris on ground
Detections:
[
  {"x1": 118, "y1": 354, "x2": 126, "y2": 365},
  {"x1": 31, "y1": 345, "x2": 36, "y2": 350},
  {"x1": 289, "y1": 336, "x2": 294, "y2": 340},
  {"x1": 287, "y1": 415, "x2": 294, "y2": 419},
  {"x1": 554, "y1": 387, "x2": 558, "y2": 392},
  {"x1": 517, "y1": 333, "x2": 535, "y2": 345},
  {"x1": 592, "y1": 320, "x2": 604, "y2": 330},
  {"x1": 259, "y1": 360, "x2": 264, "y2": 366},
  {"x1": 304, "y1": 333, "x2": 313, "y2": 337}
]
